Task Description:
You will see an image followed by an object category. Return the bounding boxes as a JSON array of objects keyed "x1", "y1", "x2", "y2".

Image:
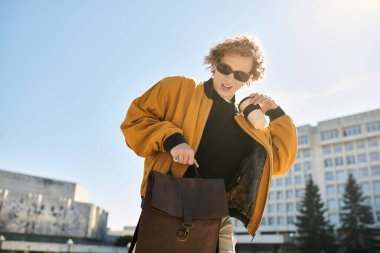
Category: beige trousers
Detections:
[
  {"x1": 131, "y1": 216, "x2": 236, "y2": 253},
  {"x1": 219, "y1": 216, "x2": 236, "y2": 253}
]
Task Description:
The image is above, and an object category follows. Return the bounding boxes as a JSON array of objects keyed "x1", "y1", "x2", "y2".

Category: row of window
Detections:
[
  {"x1": 261, "y1": 216, "x2": 295, "y2": 226},
  {"x1": 319, "y1": 121, "x2": 380, "y2": 141},
  {"x1": 268, "y1": 189, "x2": 305, "y2": 200},
  {"x1": 272, "y1": 174, "x2": 312, "y2": 187},
  {"x1": 327, "y1": 195, "x2": 380, "y2": 210},
  {"x1": 326, "y1": 181, "x2": 380, "y2": 195},
  {"x1": 322, "y1": 138, "x2": 379, "y2": 155},
  {"x1": 262, "y1": 210, "x2": 380, "y2": 227},
  {"x1": 325, "y1": 166, "x2": 380, "y2": 181},
  {"x1": 266, "y1": 202, "x2": 302, "y2": 213},
  {"x1": 323, "y1": 152, "x2": 380, "y2": 167}
]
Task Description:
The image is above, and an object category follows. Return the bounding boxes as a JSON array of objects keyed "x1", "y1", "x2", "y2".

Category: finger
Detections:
[
  {"x1": 193, "y1": 160, "x2": 200, "y2": 169},
  {"x1": 250, "y1": 95, "x2": 262, "y2": 105},
  {"x1": 182, "y1": 155, "x2": 189, "y2": 165},
  {"x1": 178, "y1": 153, "x2": 184, "y2": 164},
  {"x1": 187, "y1": 157, "x2": 195, "y2": 165}
]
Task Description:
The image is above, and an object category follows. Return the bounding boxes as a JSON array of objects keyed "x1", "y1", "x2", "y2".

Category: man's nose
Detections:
[{"x1": 225, "y1": 73, "x2": 235, "y2": 83}]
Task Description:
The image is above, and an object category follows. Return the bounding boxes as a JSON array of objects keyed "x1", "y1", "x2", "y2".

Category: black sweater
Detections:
[{"x1": 164, "y1": 78, "x2": 284, "y2": 187}]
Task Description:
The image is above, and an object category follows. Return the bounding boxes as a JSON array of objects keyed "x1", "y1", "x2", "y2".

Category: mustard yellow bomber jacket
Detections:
[{"x1": 121, "y1": 76, "x2": 298, "y2": 235}]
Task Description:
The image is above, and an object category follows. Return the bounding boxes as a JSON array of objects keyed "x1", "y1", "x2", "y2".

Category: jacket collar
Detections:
[
  {"x1": 203, "y1": 78, "x2": 236, "y2": 103},
  {"x1": 203, "y1": 78, "x2": 239, "y2": 114}
]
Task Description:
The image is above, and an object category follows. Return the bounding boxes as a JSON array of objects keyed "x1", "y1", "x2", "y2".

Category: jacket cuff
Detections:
[
  {"x1": 265, "y1": 107, "x2": 285, "y2": 122},
  {"x1": 163, "y1": 133, "x2": 186, "y2": 152}
]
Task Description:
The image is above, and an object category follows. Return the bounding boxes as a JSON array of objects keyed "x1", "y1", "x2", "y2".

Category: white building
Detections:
[
  {"x1": 0, "y1": 169, "x2": 108, "y2": 240},
  {"x1": 234, "y1": 108, "x2": 380, "y2": 252}
]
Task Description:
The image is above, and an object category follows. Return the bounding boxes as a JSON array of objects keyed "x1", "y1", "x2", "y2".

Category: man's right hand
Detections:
[{"x1": 170, "y1": 143, "x2": 199, "y2": 168}]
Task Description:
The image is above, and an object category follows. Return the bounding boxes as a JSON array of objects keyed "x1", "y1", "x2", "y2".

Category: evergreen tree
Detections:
[
  {"x1": 338, "y1": 174, "x2": 380, "y2": 253},
  {"x1": 295, "y1": 178, "x2": 337, "y2": 253}
]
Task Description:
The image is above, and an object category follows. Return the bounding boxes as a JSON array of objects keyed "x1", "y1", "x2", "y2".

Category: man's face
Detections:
[{"x1": 212, "y1": 54, "x2": 252, "y2": 101}]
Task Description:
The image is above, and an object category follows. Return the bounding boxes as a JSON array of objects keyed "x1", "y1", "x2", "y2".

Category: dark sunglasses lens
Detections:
[
  {"x1": 217, "y1": 63, "x2": 232, "y2": 75},
  {"x1": 234, "y1": 71, "x2": 250, "y2": 82}
]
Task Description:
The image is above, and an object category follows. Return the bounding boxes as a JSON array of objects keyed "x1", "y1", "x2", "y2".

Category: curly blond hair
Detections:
[{"x1": 204, "y1": 35, "x2": 265, "y2": 84}]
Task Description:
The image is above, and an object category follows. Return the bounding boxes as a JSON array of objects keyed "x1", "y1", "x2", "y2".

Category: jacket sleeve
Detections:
[
  {"x1": 268, "y1": 115, "x2": 298, "y2": 176},
  {"x1": 120, "y1": 77, "x2": 184, "y2": 157}
]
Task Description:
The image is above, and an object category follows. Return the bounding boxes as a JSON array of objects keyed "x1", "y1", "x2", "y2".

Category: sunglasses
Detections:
[{"x1": 216, "y1": 63, "x2": 251, "y2": 82}]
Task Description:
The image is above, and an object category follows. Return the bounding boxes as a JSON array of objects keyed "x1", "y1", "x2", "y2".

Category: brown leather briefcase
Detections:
[{"x1": 129, "y1": 170, "x2": 228, "y2": 253}]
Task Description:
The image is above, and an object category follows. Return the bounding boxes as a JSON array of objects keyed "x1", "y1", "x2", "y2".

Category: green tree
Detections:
[
  {"x1": 295, "y1": 178, "x2": 337, "y2": 253},
  {"x1": 338, "y1": 174, "x2": 380, "y2": 253}
]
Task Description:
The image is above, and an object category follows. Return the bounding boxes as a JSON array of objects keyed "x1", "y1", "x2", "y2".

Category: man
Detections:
[{"x1": 121, "y1": 35, "x2": 297, "y2": 252}]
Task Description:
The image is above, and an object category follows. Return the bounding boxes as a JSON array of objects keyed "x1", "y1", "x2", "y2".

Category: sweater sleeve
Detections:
[{"x1": 120, "y1": 77, "x2": 184, "y2": 157}]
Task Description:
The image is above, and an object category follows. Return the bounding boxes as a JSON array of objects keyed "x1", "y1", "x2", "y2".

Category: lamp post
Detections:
[
  {"x1": 0, "y1": 235, "x2": 5, "y2": 252},
  {"x1": 66, "y1": 239, "x2": 73, "y2": 253}
]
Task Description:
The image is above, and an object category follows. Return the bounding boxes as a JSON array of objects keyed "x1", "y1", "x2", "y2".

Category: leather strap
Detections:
[{"x1": 128, "y1": 219, "x2": 139, "y2": 253}]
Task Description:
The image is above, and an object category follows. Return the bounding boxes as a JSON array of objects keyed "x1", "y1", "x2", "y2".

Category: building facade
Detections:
[
  {"x1": 234, "y1": 108, "x2": 380, "y2": 252},
  {"x1": 0, "y1": 169, "x2": 108, "y2": 241}
]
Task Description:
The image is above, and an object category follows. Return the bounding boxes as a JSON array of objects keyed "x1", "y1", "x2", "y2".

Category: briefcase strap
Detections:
[{"x1": 128, "y1": 219, "x2": 139, "y2": 253}]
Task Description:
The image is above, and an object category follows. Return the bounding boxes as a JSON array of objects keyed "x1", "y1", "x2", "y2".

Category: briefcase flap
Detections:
[{"x1": 147, "y1": 171, "x2": 228, "y2": 219}]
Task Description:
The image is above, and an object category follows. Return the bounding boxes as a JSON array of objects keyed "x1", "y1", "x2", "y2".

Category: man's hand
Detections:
[
  {"x1": 248, "y1": 93, "x2": 278, "y2": 114},
  {"x1": 170, "y1": 143, "x2": 199, "y2": 168}
]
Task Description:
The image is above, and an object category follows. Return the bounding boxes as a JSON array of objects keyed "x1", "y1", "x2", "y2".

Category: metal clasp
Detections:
[{"x1": 176, "y1": 222, "x2": 193, "y2": 242}]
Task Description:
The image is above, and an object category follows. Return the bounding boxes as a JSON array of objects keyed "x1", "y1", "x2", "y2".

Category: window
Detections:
[
  {"x1": 375, "y1": 196, "x2": 380, "y2": 207},
  {"x1": 286, "y1": 190, "x2": 293, "y2": 198},
  {"x1": 334, "y1": 144, "x2": 343, "y2": 153},
  {"x1": 296, "y1": 189, "x2": 304, "y2": 198},
  {"x1": 356, "y1": 140, "x2": 366, "y2": 149},
  {"x1": 286, "y1": 177, "x2": 293, "y2": 185},
  {"x1": 346, "y1": 155, "x2": 356, "y2": 165},
  {"x1": 359, "y1": 167, "x2": 369, "y2": 178},
  {"x1": 303, "y1": 149, "x2": 311, "y2": 158},
  {"x1": 287, "y1": 216, "x2": 294, "y2": 225},
  {"x1": 321, "y1": 130, "x2": 339, "y2": 141},
  {"x1": 268, "y1": 192, "x2": 274, "y2": 200},
  {"x1": 296, "y1": 202, "x2": 302, "y2": 211},
  {"x1": 337, "y1": 184, "x2": 345, "y2": 194},
  {"x1": 336, "y1": 170, "x2": 346, "y2": 181},
  {"x1": 370, "y1": 152, "x2": 380, "y2": 162},
  {"x1": 334, "y1": 157, "x2": 344, "y2": 166},
  {"x1": 358, "y1": 154, "x2": 368, "y2": 164},
  {"x1": 323, "y1": 146, "x2": 332, "y2": 155},
  {"x1": 268, "y1": 217, "x2": 274, "y2": 225},
  {"x1": 327, "y1": 199, "x2": 338, "y2": 209},
  {"x1": 277, "y1": 191, "x2": 284, "y2": 200},
  {"x1": 348, "y1": 169, "x2": 357, "y2": 179},
  {"x1": 276, "y1": 178, "x2": 283, "y2": 187},
  {"x1": 304, "y1": 162, "x2": 312, "y2": 171},
  {"x1": 267, "y1": 204, "x2": 274, "y2": 213},
  {"x1": 361, "y1": 182, "x2": 371, "y2": 193},
  {"x1": 298, "y1": 135, "x2": 309, "y2": 145},
  {"x1": 325, "y1": 172, "x2": 334, "y2": 181},
  {"x1": 372, "y1": 166, "x2": 380, "y2": 176},
  {"x1": 326, "y1": 185, "x2": 335, "y2": 195},
  {"x1": 343, "y1": 125, "x2": 362, "y2": 137},
  {"x1": 364, "y1": 197, "x2": 372, "y2": 206},
  {"x1": 328, "y1": 213, "x2": 339, "y2": 224},
  {"x1": 345, "y1": 142, "x2": 354, "y2": 151},
  {"x1": 294, "y1": 163, "x2": 302, "y2": 172},
  {"x1": 295, "y1": 175, "x2": 303, "y2": 185},
  {"x1": 261, "y1": 217, "x2": 266, "y2": 226},
  {"x1": 277, "y1": 217, "x2": 285, "y2": 225},
  {"x1": 324, "y1": 159, "x2": 333, "y2": 168},
  {"x1": 286, "y1": 203, "x2": 294, "y2": 212},
  {"x1": 277, "y1": 203, "x2": 284, "y2": 212},
  {"x1": 369, "y1": 138, "x2": 379, "y2": 147},
  {"x1": 296, "y1": 151, "x2": 301, "y2": 160},
  {"x1": 374, "y1": 181, "x2": 380, "y2": 192},
  {"x1": 366, "y1": 121, "x2": 380, "y2": 132}
]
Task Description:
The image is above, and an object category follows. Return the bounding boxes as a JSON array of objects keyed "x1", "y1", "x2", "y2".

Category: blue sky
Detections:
[{"x1": 1, "y1": 0, "x2": 380, "y2": 230}]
